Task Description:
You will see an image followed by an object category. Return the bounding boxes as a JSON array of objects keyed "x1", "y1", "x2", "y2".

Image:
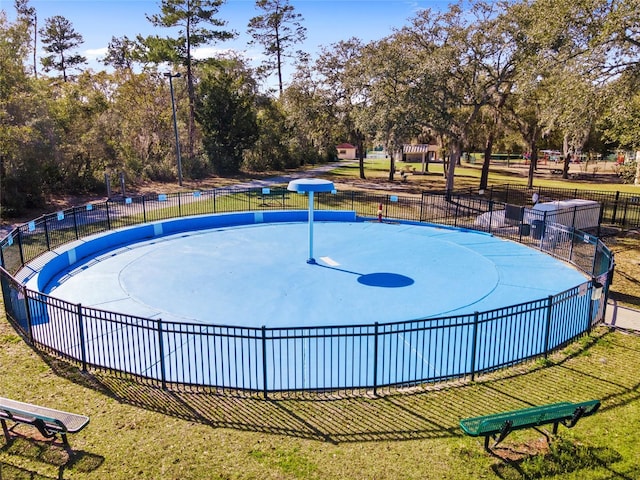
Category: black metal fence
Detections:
[
  {"x1": 458, "y1": 184, "x2": 640, "y2": 229},
  {"x1": 0, "y1": 186, "x2": 615, "y2": 397}
]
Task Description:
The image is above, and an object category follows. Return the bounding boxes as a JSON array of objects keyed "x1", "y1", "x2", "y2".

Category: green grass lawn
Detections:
[
  {"x1": 329, "y1": 158, "x2": 640, "y2": 194},
  {"x1": 1, "y1": 160, "x2": 640, "y2": 479},
  {"x1": 2, "y1": 312, "x2": 640, "y2": 479}
]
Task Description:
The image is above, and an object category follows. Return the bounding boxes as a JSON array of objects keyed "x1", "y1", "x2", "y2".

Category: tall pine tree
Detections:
[
  {"x1": 140, "y1": 0, "x2": 236, "y2": 159},
  {"x1": 39, "y1": 15, "x2": 86, "y2": 82},
  {"x1": 248, "y1": 0, "x2": 307, "y2": 96}
]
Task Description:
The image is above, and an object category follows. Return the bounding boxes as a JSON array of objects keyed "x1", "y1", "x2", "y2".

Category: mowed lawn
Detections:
[{"x1": 2, "y1": 303, "x2": 640, "y2": 479}]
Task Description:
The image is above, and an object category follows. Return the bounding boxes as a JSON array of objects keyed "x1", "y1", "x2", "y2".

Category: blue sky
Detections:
[{"x1": 3, "y1": 0, "x2": 453, "y2": 76}]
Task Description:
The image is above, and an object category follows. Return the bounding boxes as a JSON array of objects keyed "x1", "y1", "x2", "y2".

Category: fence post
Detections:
[
  {"x1": 568, "y1": 227, "x2": 575, "y2": 263},
  {"x1": 22, "y1": 285, "x2": 34, "y2": 345},
  {"x1": 43, "y1": 216, "x2": 51, "y2": 251},
  {"x1": 72, "y1": 207, "x2": 79, "y2": 240},
  {"x1": 17, "y1": 230, "x2": 25, "y2": 267},
  {"x1": 262, "y1": 326, "x2": 268, "y2": 399},
  {"x1": 488, "y1": 201, "x2": 494, "y2": 234},
  {"x1": 157, "y1": 319, "x2": 167, "y2": 390},
  {"x1": 611, "y1": 191, "x2": 620, "y2": 224},
  {"x1": 373, "y1": 322, "x2": 379, "y2": 396},
  {"x1": 587, "y1": 282, "x2": 595, "y2": 334},
  {"x1": 454, "y1": 201, "x2": 459, "y2": 227},
  {"x1": 590, "y1": 241, "x2": 599, "y2": 276},
  {"x1": 178, "y1": 192, "x2": 182, "y2": 217},
  {"x1": 77, "y1": 303, "x2": 87, "y2": 371},
  {"x1": 543, "y1": 295, "x2": 553, "y2": 358},
  {"x1": 470, "y1": 312, "x2": 479, "y2": 381},
  {"x1": 601, "y1": 264, "x2": 614, "y2": 322},
  {"x1": 622, "y1": 198, "x2": 629, "y2": 227},
  {"x1": 142, "y1": 196, "x2": 147, "y2": 223},
  {"x1": 596, "y1": 202, "x2": 604, "y2": 238},
  {"x1": 105, "y1": 201, "x2": 112, "y2": 230}
]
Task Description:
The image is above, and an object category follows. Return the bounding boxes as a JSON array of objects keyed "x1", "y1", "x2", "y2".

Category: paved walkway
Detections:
[
  {"x1": 604, "y1": 299, "x2": 640, "y2": 333},
  {"x1": 224, "y1": 160, "x2": 356, "y2": 190}
]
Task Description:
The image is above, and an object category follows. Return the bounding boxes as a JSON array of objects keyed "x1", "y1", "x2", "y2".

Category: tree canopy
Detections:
[{"x1": 2, "y1": 0, "x2": 639, "y2": 215}]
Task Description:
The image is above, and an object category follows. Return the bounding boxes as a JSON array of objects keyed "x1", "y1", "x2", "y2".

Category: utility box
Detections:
[
  {"x1": 531, "y1": 219, "x2": 545, "y2": 239},
  {"x1": 531, "y1": 199, "x2": 601, "y2": 230}
]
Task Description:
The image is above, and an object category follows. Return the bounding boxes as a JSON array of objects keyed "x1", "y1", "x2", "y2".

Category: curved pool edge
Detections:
[{"x1": 21, "y1": 210, "x2": 358, "y2": 292}]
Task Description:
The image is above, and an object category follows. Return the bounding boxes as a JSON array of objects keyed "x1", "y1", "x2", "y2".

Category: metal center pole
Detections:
[{"x1": 307, "y1": 191, "x2": 315, "y2": 264}]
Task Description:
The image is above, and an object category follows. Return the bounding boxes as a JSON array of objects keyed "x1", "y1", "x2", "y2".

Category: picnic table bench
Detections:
[
  {"x1": 1, "y1": 396, "x2": 89, "y2": 449},
  {"x1": 255, "y1": 187, "x2": 290, "y2": 206},
  {"x1": 460, "y1": 399, "x2": 600, "y2": 451}
]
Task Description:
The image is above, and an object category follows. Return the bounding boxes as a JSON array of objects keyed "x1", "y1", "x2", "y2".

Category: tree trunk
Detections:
[
  {"x1": 562, "y1": 153, "x2": 571, "y2": 179},
  {"x1": 357, "y1": 133, "x2": 366, "y2": 179},
  {"x1": 480, "y1": 135, "x2": 493, "y2": 191},
  {"x1": 33, "y1": 16, "x2": 38, "y2": 78},
  {"x1": 446, "y1": 140, "x2": 461, "y2": 192},
  {"x1": 562, "y1": 134, "x2": 570, "y2": 179},
  {"x1": 388, "y1": 151, "x2": 395, "y2": 182},
  {"x1": 276, "y1": 35, "x2": 283, "y2": 97},
  {"x1": 527, "y1": 139, "x2": 538, "y2": 189},
  {"x1": 635, "y1": 150, "x2": 640, "y2": 186}
]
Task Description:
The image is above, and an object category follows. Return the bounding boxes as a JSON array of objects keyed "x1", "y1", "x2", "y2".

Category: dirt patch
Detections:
[{"x1": 492, "y1": 437, "x2": 551, "y2": 462}]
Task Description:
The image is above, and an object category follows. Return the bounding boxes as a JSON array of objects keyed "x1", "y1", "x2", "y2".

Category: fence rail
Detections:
[
  {"x1": 461, "y1": 184, "x2": 640, "y2": 229},
  {"x1": 0, "y1": 186, "x2": 615, "y2": 397}
]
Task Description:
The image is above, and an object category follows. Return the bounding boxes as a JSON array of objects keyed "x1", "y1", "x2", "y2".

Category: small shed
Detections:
[
  {"x1": 401, "y1": 144, "x2": 440, "y2": 173},
  {"x1": 336, "y1": 143, "x2": 357, "y2": 160}
]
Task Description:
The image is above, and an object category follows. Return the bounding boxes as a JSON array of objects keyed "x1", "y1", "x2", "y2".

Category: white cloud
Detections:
[{"x1": 85, "y1": 47, "x2": 108, "y2": 60}]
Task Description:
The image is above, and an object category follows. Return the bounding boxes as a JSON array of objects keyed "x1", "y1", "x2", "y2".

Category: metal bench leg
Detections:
[
  {"x1": 492, "y1": 420, "x2": 513, "y2": 448},
  {"x1": 1, "y1": 419, "x2": 11, "y2": 444},
  {"x1": 563, "y1": 407, "x2": 586, "y2": 429}
]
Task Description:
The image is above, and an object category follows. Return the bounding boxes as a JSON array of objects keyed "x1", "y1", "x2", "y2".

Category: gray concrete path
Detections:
[
  {"x1": 223, "y1": 160, "x2": 356, "y2": 190},
  {"x1": 604, "y1": 299, "x2": 640, "y2": 333}
]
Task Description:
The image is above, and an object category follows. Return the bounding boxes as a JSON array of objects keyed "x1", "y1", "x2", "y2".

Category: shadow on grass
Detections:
[
  {"x1": 490, "y1": 437, "x2": 639, "y2": 480},
  {"x1": 0, "y1": 460, "x2": 57, "y2": 480},
  {"x1": 1, "y1": 434, "x2": 104, "y2": 479},
  {"x1": 31, "y1": 328, "x2": 640, "y2": 450}
]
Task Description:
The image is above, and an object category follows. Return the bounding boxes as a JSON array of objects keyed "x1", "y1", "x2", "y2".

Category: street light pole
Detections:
[{"x1": 164, "y1": 72, "x2": 183, "y2": 186}]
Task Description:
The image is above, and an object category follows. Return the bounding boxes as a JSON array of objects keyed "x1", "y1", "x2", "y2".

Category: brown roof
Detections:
[
  {"x1": 336, "y1": 143, "x2": 356, "y2": 149},
  {"x1": 403, "y1": 144, "x2": 437, "y2": 153}
]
